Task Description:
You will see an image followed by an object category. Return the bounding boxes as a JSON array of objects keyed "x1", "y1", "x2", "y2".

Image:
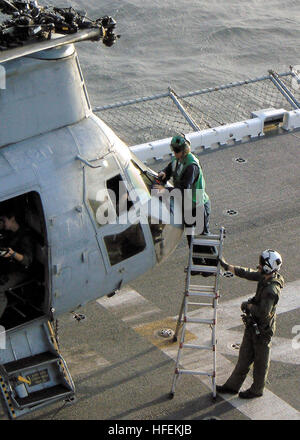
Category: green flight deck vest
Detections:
[{"x1": 171, "y1": 152, "x2": 209, "y2": 206}]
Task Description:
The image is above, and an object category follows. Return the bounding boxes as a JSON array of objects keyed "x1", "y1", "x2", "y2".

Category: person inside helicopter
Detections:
[
  {"x1": 0, "y1": 218, "x2": 8, "y2": 243},
  {"x1": 0, "y1": 207, "x2": 36, "y2": 322}
]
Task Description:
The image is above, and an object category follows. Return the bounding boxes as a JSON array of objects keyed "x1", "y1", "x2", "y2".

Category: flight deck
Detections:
[{"x1": 1, "y1": 129, "x2": 298, "y2": 420}]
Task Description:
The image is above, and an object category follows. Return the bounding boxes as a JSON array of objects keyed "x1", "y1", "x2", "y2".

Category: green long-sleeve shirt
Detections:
[{"x1": 234, "y1": 266, "x2": 284, "y2": 333}]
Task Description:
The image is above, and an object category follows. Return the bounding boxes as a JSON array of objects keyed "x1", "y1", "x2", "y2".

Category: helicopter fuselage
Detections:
[{"x1": 0, "y1": 44, "x2": 183, "y2": 320}]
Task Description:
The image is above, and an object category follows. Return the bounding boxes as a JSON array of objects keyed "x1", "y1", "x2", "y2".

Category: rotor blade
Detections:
[
  {"x1": 0, "y1": 28, "x2": 102, "y2": 63},
  {"x1": 0, "y1": 0, "x2": 19, "y2": 13}
]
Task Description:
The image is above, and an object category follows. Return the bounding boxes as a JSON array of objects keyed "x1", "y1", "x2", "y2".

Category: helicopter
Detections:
[{"x1": 0, "y1": 1, "x2": 185, "y2": 418}]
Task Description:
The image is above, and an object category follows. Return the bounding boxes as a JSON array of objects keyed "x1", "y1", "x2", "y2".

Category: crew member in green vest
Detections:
[
  {"x1": 217, "y1": 249, "x2": 284, "y2": 399},
  {"x1": 156, "y1": 134, "x2": 211, "y2": 236}
]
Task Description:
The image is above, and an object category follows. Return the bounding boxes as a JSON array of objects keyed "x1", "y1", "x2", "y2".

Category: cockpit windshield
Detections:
[
  {"x1": 128, "y1": 156, "x2": 184, "y2": 264},
  {"x1": 125, "y1": 160, "x2": 151, "y2": 206}
]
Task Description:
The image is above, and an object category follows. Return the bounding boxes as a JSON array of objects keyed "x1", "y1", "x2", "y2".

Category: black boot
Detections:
[
  {"x1": 239, "y1": 389, "x2": 263, "y2": 399},
  {"x1": 216, "y1": 385, "x2": 238, "y2": 395}
]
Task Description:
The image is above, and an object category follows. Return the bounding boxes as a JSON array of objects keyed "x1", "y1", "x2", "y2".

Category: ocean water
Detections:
[
  {"x1": 2, "y1": 1, "x2": 299, "y2": 106},
  {"x1": 64, "y1": 0, "x2": 300, "y2": 107}
]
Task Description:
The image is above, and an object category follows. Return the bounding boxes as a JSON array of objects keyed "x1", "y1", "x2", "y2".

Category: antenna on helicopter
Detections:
[{"x1": 0, "y1": 0, "x2": 120, "y2": 63}]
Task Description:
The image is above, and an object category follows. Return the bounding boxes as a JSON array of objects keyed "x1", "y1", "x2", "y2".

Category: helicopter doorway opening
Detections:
[{"x1": 0, "y1": 192, "x2": 48, "y2": 331}]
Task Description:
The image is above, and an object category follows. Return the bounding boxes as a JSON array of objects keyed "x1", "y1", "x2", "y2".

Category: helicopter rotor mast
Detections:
[
  {"x1": 0, "y1": 0, "x2": 119, "y2": 64},
  {"x1": 0, "y1": 27, "x2": 106, "y2": 63}
]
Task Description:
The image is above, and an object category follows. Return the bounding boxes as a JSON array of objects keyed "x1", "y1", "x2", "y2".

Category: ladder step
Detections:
[
  {"x1": 187, "y1": 302, "x2": 213, "y2": 306},
  {"x1": 189, "y1": 285, "x2": 215, "y2": 292},
  {"x1": 192, "y1": 253, "x2": 218, "y2": 259},
  {"x1": 182, "y1": 343, "x2": 214, "y2": 350},
  {"x1": 13, "y1": 384, "x2": 73, "y2": 408},
  {"x1": 190, "y1": 265, "x2": 217, "y2": 273},
  {"x1": 185, "y1": 317, "x2": 215, "y2": 325},
  {"x1": 193, "y1": 239, "x2": 220, "y2": 247},
  {"x1": 176, "y1": 369, "x2": 215, "y2": 377},
  {"x1": 187, "y1": 291, "x2": 217, "y2": 299},
  {"x1": 194, "y1": 233, "x2": 221, "y2": 240},
  {"x1": 3, "y1": 351, "x2": 59, "y2": 376}
]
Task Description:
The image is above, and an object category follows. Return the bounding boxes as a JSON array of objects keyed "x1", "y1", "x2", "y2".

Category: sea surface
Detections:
[
  {"x1": 3, "y1": 1, "x2": 300, "y2": 106},
  {"x1": 57, "y1": 0, "x2": 300, "y2": 108}
]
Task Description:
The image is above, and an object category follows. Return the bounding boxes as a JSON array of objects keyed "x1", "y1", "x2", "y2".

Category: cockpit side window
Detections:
[
  {"x1": 88, "y1": 173, "x2": 133, "y2": 227},
  {"x1": 106, "y1": 174, "x2": 133, "y2": 218},
  {"x1": 86, "y1": 154, "x2": 133, "y2": 228},
  {"x1": 104, "y1": 223, "x2": 146, "y2": 266}
]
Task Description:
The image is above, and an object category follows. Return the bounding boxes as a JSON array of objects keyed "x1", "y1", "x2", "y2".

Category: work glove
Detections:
[
  {"x1": 158, "y1": 171, "x2": 166, "y2": 180},
  {"x1": 241, "y1": 301, "x2": 249, "y2": 313}
]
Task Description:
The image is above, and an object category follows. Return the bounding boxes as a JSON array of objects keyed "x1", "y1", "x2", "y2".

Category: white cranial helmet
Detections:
[{"x1": 260, "y1": 249, "x2": 282, "y2": 274}]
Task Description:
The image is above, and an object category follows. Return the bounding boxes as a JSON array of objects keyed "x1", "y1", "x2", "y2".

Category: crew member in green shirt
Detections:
[{"x1": 156, "y1": 134, "x2": 211, "y2": 236}]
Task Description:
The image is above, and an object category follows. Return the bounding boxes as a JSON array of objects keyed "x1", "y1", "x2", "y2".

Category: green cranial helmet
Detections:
[{"x1": 170, "y1": 134, "x2": 190, "y2": 152}]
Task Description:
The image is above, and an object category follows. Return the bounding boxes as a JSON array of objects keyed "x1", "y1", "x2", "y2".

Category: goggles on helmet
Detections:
[{"x1": 170, "y1": 135, "x2": 189, "y2": 153}]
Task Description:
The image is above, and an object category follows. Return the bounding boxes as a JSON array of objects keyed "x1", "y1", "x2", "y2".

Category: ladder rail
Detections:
[
  {"x1": 212, "y1": 227, "x2": 225, "y2": 397},
  {"x1": 170, "y1": 227, "x2": 225, "y2": 400},
  {"x1": 173, "y1": 230, "x2": 195, "y2": 342}
]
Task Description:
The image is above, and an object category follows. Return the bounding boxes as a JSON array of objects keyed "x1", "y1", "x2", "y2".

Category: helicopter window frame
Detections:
[
  {"x1": 129, "y1": 158, "x2": 159, "y2": 195},
  {"x1": 85, "y1": 154, "x2": 135, "y2": 228},
  {"x1": 103, "y1": 222, "x2": 147, "y2": 266}
]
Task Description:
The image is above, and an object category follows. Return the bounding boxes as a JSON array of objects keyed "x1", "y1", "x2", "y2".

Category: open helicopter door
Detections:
[
  {"x1": 0, "y1": 192, "x2": 75, "y2": 419},
  {"x1": 0, "y1": 318, "x2": 75, "y2": 419}
]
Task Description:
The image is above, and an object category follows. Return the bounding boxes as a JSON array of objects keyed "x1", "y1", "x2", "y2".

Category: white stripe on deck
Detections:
[
  {"x1": 96, "y1": 281, "x2": 300, "y2": 419},
  {"x1": 276, "y1": 279, "x2": 300, "y2": 314},
  {"x1": 216, "y1": 279, "x2": 300, "y2": 419},
  {"x1": 219, "y1": 278, "x2": 300, "y2": 327},
  {"x1": 166, "y1": 279, "x2": 300, "y2": 419},
  {"x1": 184, "y1": 280, "x2": 300, "y2": 364},
  {"x1": 96, "y1": 287, "x2": 161, "y2": 325}
]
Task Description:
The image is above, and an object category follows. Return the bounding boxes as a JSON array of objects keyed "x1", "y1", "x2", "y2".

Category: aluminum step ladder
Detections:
[{"x1": 169, "y1": 227, "x2": 225, "y2": 400}]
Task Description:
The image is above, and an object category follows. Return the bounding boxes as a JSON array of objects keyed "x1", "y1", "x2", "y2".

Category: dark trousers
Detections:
[
  {"x1": 185, "y1": 200, "x2": 211, "y2": 239},
  {"x1": 203, "y1": 200, "x2": 211, "y2": 235},
  {"x1": 185, "y1": 200, "x2": 214, "y2": 269},
  {"x1": 223, "y1": 327, "x2": 272, "y2": 395}
]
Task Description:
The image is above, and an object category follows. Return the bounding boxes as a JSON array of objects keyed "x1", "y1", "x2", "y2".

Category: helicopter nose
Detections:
[{"x1": 147, "y1": 189, "x2": 184, "y2": 264}]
